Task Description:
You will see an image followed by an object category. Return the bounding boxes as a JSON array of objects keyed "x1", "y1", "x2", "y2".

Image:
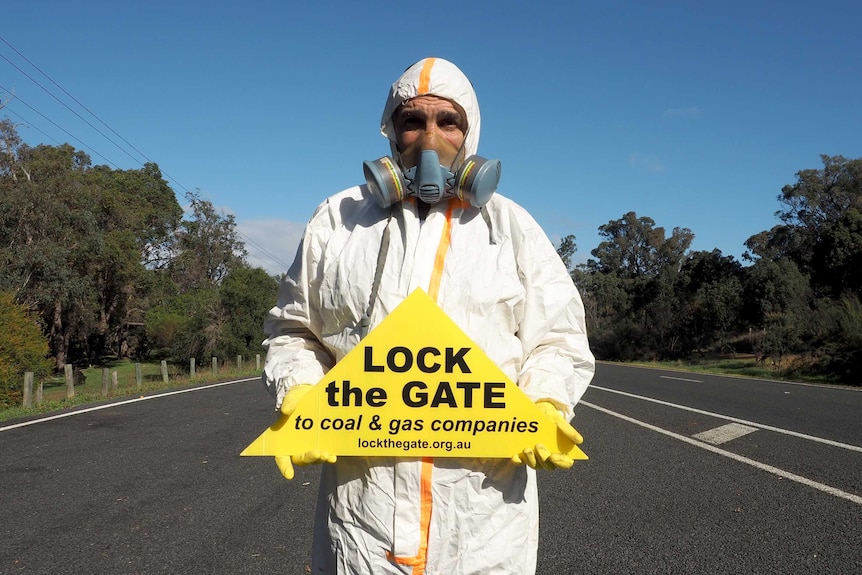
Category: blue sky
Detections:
[{"x1": 2, "y1": 1, "x2": 860, "y2": 274}]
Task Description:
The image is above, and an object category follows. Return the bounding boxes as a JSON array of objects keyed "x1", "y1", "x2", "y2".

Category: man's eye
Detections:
[
  {"x1": 401, "y1": 116, "x2": 423, "y2": 129},
  {"x1": 439, "y1": 116, "x2": 462, "y2": 129}
]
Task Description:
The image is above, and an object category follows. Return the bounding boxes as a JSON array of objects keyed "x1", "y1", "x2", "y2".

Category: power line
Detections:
[
  {"x1": 2, "y1": 105, "x2": 61, "y2": 145},
  {"x1": 0, "y1": 82, "x2": 121, "y2": 169},
  {"x1": 0, "y1": 35, "x2": 153, "y2": 165},
  {"x1": 0, "y1": 38, "x2": 294, "y2": 273},
  {"x1": 0, "y1": 35, "x2": 189, "y2": 191},
  {"x1": 0, "y1": 51, "x2": 147, "y2": 166},
  {"x1": 238, "y1": 232, "x2": 294, "y2": 273},
  {"x1": 3, "y1": 84, "x2": 292, "y2": 271}
]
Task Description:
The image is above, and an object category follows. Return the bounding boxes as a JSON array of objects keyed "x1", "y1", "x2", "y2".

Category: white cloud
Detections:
[
  {"x1": 628, "y1": 151, "x2": 665, "y2": 173},
  {"x1": 236, "y1": 218, "x2": 306, "y2": 276}
]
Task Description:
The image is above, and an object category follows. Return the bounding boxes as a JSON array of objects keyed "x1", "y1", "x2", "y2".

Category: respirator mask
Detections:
[{"x1": 363, "y1": 149, "x2": 501, "y2": 209}]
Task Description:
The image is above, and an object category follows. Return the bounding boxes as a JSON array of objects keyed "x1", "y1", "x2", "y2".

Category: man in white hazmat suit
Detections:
[{"x1": 262, "y1": 57, "x2": 595, "y2": 574}]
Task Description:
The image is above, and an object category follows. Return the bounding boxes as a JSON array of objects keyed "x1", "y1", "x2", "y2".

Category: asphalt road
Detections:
[{"x1": 1, "y1": 363, "x2": 860, "y2": 574}]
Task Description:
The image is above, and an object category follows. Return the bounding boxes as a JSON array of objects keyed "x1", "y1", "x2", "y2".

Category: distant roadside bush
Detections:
[{"x1": 0, "y1": 291, "x2": 53, "y2": 407}]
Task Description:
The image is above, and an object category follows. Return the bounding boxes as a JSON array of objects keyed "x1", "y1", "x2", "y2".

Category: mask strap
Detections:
[
  {"x1": 449, "y1": 139, "x2": 468, "y2": 173},
  {"x1": 480, "y1": 205, "x2": 496, "y2": 245},
  {"x1": 360, "y1": 208, "x2": 394, "y2": 339}
]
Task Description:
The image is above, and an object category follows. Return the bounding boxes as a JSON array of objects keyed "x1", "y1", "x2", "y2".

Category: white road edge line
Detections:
[
  {"x1": 0, "y1": 377, "x2": 259, "y2": 432},
  {"x1": 579, "y1": 400, "x2": 862, "y2": 506},
  {"x1": 591, "y1": 384, "x2": 862, "y2": 453},
  {"x1": 660, "y1": 375, "x2": 703, "y2": 383}
]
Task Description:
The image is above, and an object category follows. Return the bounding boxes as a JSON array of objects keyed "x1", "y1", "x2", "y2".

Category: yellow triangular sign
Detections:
[{"x1": 242, "y1": 289, "x2": 586, "y2": 460}]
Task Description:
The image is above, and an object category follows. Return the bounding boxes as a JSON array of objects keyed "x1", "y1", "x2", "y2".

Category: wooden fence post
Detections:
[
  {"x1": 190, "y1": 357, "x2": 196, "y2": 380},
  {"x1": 111, "y1": 371, "x2": 118, "y2": 391},
  {"x1": 256, "y1": 354, "x2": 261, "y2": 370},
  {"x1": 160, "y1": 361, "x2": 169, "y2": 383},
  {"x1": 23, "y1": 372, "x2": 33, "y2": 407},
  {"x1": 237, "y1": 355, "x2": 242, "y2": 372},
  {"x1": 64, "y1": 364, "x2": 75, "y2": 399},
  {"x1": 135, "y1": 363, "x2": 143, "y2": 388},
  {"x1": 212, "y1": 357, "x2": 218, "y2": 376},
  {"x1": 101, "y1": 368, "x2": 109, "y2": 397},
  {"x1": 36, "y1": 380, "x2": 43, "y2": 406}
]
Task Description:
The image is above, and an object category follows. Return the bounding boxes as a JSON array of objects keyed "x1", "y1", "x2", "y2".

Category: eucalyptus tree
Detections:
[
  {"x1": 168, "y1": 193, "x2": 248, "y2": 291},
  {"x1": 675, "y1": 250, "x2": 744, "y2": 354},
  {"x1": 744, "y1": 155, "x2": 862, "y2": 382},
  {"x1": 147, "y1": 194, "x2": 270, "y2": 364},
  {"x1": 0, "y1": 117, "x2": 183, "y2": 367},
  {"x1": 0, "y1": 142, "x2": 99, "y2": 369},
  {"x1": 746, "y1": 155, "x2": 862, "y2": 298},
  {"x1": 579, "y1": 212, "x2": 693, "y2": 359},
  {"x1": 79, "y1": 163, "x2": 182, "y2": 360}
]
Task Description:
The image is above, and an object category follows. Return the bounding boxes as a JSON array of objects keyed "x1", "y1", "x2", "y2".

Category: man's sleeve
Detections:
[
  {"x1": 261, "y1": 204, "x2": 335, "y2": 409},
  {"x1": 513, "y1": 220, "x2": 595, "y2": 420}
]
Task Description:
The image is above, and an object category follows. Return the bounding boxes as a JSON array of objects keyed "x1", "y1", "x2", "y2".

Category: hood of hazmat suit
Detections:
[
  {"x1": 380, "y1": 57, "x2": 481, "y2": 162},
  {"x1": 262, "y1": 57, "x2": 594, "y2": 575}
]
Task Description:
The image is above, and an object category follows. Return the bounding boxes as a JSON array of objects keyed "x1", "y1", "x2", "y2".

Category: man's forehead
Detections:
[{"x1": 396, "y1": 95, "x2": 464, "y2": 116}]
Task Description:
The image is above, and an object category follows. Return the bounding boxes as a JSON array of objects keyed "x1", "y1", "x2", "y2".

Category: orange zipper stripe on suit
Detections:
[
  {"x1": 417, "y1": 58, "x2": 436, "y2": 95},
  {"x1": 388, "y1": 199, "x2": 457, "y2": 575},
  {"x1": 427, "y1": 200, "x2": 455, "y2": 302}
]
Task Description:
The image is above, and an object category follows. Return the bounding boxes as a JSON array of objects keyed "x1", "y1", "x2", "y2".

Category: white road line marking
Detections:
[
  {"x1": 693, "y1": 423, "x2": 758, "y2": 445},
  {"x1": 590, "y1": 385, "x2": 862, "y2": 453},
  {"x1": 580, "y1": 400, "x2": 862, "y2": 506},
  {"x1": 660, "y1": 375, "x2": 703, "y2": 383},
  {"x1": 0, "y1": 377, "x2": 258, "y2": 432}
]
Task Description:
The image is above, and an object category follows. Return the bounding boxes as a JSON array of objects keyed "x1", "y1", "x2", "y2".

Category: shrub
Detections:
[{"x1": 0, "y1": 291, "x2": 54, "y2": 407}]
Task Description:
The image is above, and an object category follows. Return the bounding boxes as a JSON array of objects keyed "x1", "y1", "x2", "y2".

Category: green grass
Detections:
[
  {"x1": 624, "y1": 354, "x2": 835, "y2": 385},
  {"x1": 1, "y1": 358, "x2": 263, "y2": 423}
]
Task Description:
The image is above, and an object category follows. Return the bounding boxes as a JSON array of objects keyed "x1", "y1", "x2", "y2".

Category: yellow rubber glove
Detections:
[
  {"x1": 535, "y1": 400, "x2": 584, "y2": 445},
  {"x1": 511, "y1": 444, "x2": 575, "y2": 470},
  {"x1": 279, "y1": 383, "x2": 313, "y2": 419},
  {"x1": 511, "y1": 401, "x2": 583, "y2": 470},
  {"x1": 273, "y1": 384, "x2": 338, "y2": 480}
]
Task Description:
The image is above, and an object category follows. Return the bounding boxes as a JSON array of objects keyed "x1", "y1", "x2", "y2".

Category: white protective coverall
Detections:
[{"x1": 263, "y1": 57, "x2": 595, "y2": 575}]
